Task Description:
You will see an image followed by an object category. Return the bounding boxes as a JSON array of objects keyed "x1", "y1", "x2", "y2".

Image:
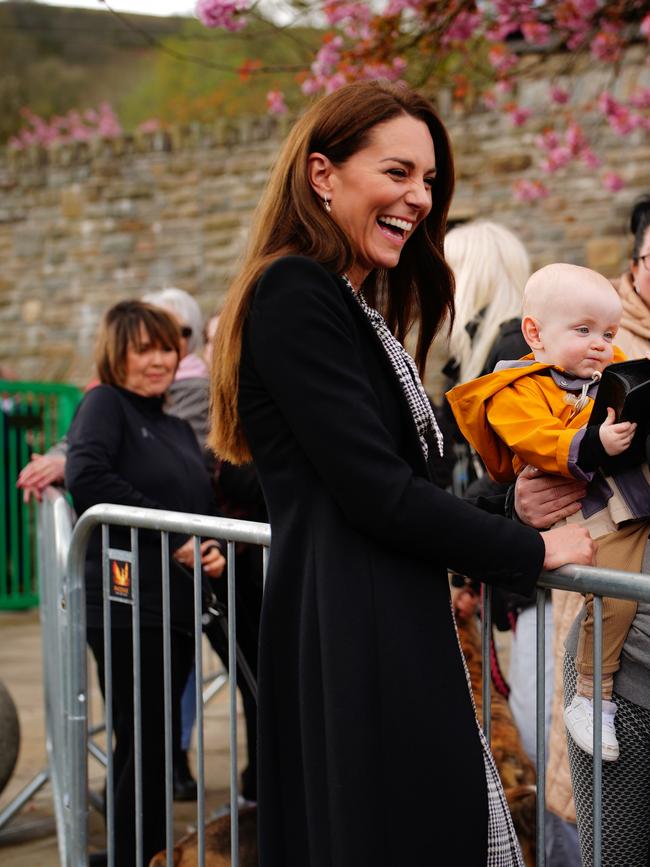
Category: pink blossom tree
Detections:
[
  {"x1": 196, "y1": 0, "x2": 650, "y2": 197},
  {"x1": 9, "y1": 103, "x2": 123, "y2": 151}
]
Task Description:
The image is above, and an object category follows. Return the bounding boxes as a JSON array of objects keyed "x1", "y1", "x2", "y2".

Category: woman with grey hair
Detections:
[{"x1": 142, "y1": 288, "x2": 211, "y2": 453}]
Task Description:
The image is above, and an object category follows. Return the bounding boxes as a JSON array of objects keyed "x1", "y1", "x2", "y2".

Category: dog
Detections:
[
  {"x1": 454, "y1": 597, "x2": 537, "y2": 867},
  {"x1": 149, "y1": 805, "x2": 257, "y2": 867}
]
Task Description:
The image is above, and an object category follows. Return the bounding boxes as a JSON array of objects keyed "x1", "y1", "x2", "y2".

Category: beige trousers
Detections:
[{"x1": 575, "y1": 521, "x2": 649, "y2": 677}]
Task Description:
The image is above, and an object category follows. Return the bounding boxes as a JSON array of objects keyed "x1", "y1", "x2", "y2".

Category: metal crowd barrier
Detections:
[
  {"x1": 13, "y1": 485, "x2": 650, "y2": 867},
  {"x1": 481, "y1": 566, "x2": 650, "y2": 867},
  {"x1": 62, "y1": 501, "x2": 270, "y2": 867},
  {"x1": 0, "y1": 486, "x2": 74, "y2": 852}
]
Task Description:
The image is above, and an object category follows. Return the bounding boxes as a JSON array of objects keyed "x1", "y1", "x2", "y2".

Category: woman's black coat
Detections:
[{"x1": 238, "y1": 256, "x2": 545, "y2": 867}]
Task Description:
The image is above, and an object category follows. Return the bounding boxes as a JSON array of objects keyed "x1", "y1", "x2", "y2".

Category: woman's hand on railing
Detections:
[
  {"x1": 514, "y1": 465, "x2": 587, "y2": 529},
  {"x1": 540, "y1": 525, "x2": 596, "y2": 571},
  {"x1": 16, "y1": 453, "x2": 67, "y2": 503},
  {"x1": 173, "y1": 538, "x2": 226, "y2": 578}
]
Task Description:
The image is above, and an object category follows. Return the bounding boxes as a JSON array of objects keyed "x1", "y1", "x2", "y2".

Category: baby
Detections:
[{"x1": 447, "y1": 262, "x2": 650, "y2": 762}]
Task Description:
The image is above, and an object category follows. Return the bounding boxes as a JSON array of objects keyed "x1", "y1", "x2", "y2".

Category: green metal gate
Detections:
[{"x1": 1, "y1": 381, "x2": 81, "y2": 609}]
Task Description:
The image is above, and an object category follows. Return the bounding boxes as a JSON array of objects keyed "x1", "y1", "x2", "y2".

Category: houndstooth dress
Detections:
[{"x1": 347, "y1": 277, "x2": 525, "y2": 867}]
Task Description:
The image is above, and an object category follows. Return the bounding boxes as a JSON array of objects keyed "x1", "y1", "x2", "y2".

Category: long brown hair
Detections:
[{"x1": 210, "y1": 80, "x2": 455, "y2": 463}]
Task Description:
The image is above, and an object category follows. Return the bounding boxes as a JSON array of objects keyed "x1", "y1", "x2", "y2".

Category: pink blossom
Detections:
[
  {"x1": 540, "y1": 146, "x2": 572, "y2": 173},
  {"x1": 602, "y1": 171, "x2": 624, "y2": 192},
  {"x1": 482, "y1": 90, "x2": 498, "y2": 109},
  {"x1": 195, "y1": 0, "x2": 249, "y2": 32},
  {"x1": 266, "y1": 89, "x2": 288, "y2": 115},
  {"x1": 509, "y1": 106, "x2": 531, "y2": 127},
  {"x1": 513, "y1": 179, "x2": 549, "y2": 203},
  {"x1": 630, "y1": 88, "x2": 650, "y2": 110},
  {"x1": 359, "y1": 57, "x2": 407, "y2": 83},
  {"x1": 324, "y1": 2, "x2": 372, "y2": 40},
  {"x1": 495, "y1": 79, "x2": 514, "y2": 95},
  {"x1": 311, "y1": 36, "x2": 343, "y2": 78},
  {"x1": 640, "y1": 14, "x2": 650, "y2": 39},
  {"x1": 441, "y1": 11, "x2": 482, "y2": 45},
  {"x1": 535, "y1": 130, "x2": 561, "y2": 151},
  {"x1": 521, "y1": 20, "x2": 551, "y2": 47},
  {"x1": 486, "y1": 21, "x2": 521, "y2": 42},
  {"x1": 590, "y1": 30, "x2": 623, "y2": 63},
  {"x1": 581, "y1": 149, "x2": 602, "y2": 169},
  {"x1": 566, "y1": 122, "x2": 586, "y2": 155},
  {"x1": 597, "y1": 90, "x2": 618, "y2": 116},
  {"x1": 301, "y1": 77, "x2": 322, "y2": 96},
  {"x1": 323, "y1": 72, "x2": 348, "y2": 94},
  {"x1": 549, "y1": 85, "x2": 569, "y2": 105},
  {"x1": 566, "y1": 29, "x2": 589, "y2": 51},
  {"x1": 384, "y1": 0, "x2": 416, "y2": 15},
  {"x1": 137, "y1": 119, "x2": 162, "y2": 133},
  {"x1": 488, "y1": 47, "x2": 518, "y2": 74},
  {"x1": 573, "y1": 0, "x2": 598, "y2": 14}
]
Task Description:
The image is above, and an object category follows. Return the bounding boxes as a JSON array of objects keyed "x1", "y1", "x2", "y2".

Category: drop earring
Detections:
[{"x1": 323, "y1": 196, "x2": 332, "y2": 214}]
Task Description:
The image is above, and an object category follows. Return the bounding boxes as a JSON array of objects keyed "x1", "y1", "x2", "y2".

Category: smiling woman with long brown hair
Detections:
[{"x1": 210, "y1": 80, "x2": 593, "y2": 866}]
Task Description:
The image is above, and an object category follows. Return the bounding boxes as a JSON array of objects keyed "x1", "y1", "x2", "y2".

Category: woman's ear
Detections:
[
  {"x1": 307, "y1": 152, "x2": 334, "y2": 200},
  {"x1": 521, "y1": 315, "x2": 543, "y2": 351}
]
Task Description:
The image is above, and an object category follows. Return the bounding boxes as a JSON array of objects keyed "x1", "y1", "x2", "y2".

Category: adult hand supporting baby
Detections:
[
  {"x1": 540, "y1": 524, "x2": 596, "y2": 571},
  {"x1": 514, "y1": 464, "x2": 587, "y2": 529}
]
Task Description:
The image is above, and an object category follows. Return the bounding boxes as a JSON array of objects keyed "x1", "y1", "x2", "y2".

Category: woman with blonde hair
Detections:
[
  {"x1": 209, "y1": 80, "x2": 592, "y2": 866},
  {"x1": 445, "y1": 220, "x2": 531, "y2": 384}
]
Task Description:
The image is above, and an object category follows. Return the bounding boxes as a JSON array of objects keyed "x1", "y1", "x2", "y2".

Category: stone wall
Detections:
[{"x1": 0, "y1": 46, "x2": 649, "y2": 391}]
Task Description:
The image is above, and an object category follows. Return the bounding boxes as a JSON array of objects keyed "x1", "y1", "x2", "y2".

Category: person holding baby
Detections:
[{"x1": 448, "y1": 262, "x2": 650, "y2": 767}]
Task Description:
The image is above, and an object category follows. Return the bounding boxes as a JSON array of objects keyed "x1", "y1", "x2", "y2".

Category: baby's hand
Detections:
[{"x1": 599, "y1": 407, "x2": 637, "y2": 456}]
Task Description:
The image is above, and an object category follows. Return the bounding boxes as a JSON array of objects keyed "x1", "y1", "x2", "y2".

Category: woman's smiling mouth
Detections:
[{"x1": 377, "y1": 215, "x2": 414, "y2": 242}]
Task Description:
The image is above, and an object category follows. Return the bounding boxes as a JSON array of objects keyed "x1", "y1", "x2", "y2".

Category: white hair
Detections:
[
  {"x1": 445, "y1": 221, "x2": 531, "y2": 382},
  {"x1": 142, "y1": 287, "x2": 204, "y2": 354}
]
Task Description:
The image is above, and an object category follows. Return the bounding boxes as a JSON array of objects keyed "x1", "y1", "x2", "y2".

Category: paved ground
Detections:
[
  {"x1": 0, "y1": 607, "x2": 513, "y2": 866},
  {"x1": 0, "y1": 609, "x2": 248, "y2": 866}
]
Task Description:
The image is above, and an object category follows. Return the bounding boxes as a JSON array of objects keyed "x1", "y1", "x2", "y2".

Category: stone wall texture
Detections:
[{"x1": 1, "y1": 46, "x2": 649, "y2": 393}]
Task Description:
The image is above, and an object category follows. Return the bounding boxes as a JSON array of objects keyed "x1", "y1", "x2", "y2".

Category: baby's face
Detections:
[{"x1": 535, "y1": 288, "x2": 621, "y2": 378}]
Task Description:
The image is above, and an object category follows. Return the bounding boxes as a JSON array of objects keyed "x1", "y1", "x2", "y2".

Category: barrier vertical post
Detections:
[{"x1": 535, "y1": 588, "x2": 546, "y2": 867}]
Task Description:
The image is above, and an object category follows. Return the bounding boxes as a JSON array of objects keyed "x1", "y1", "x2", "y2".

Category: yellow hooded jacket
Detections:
[{"x1": 446, "y1": 349, "x2": 627, "y2": 484}]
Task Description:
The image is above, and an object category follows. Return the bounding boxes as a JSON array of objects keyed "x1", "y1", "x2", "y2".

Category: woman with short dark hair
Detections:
[{"x1": 66, "y1": 299, "x2": 225, "y2": 867}]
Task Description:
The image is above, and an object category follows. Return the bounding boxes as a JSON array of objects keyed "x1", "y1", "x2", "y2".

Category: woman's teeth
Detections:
[{"x1": 377, "y1": 216, "x2": 413, "y2": 238}]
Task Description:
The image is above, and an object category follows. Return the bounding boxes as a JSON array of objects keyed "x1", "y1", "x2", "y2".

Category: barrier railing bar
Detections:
[
  {"x1": 160, "y1": 530, "x2": 174, "y2": 866},
  {"x1": 593, "y1": 595, "x2": 603, "y2": 867},
  {"x1": 131, "y1": 527, "x2": 144, "y2": 867},
  {"x1": 227, "y1": 540, "x2": 239, "y2": 867},
  {"x1": 538, "y1": 565, "x2": 650, "y2": 602},
  {"x1": 193, "y1": 535, "x2": 206, "y2": 867},
  {"x1": 535, "y1": 588, "x2": 546, "y2": 867},
  {"x1": 101, "y1": 524, "x2": 115, "y2": 867}
]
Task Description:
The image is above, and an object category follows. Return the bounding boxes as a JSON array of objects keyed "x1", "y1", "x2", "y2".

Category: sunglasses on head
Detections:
[{"x1": 180, "y1": 326, "x2": 193, "y2": 339}]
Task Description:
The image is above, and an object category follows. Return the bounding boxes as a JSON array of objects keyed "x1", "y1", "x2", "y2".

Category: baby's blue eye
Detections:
[{"x1": 576, "y1": 326, "x2": 589, "y2": 334}]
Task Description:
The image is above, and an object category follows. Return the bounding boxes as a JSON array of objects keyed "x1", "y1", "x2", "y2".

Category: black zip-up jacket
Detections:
[{"x1": 66, "y1": 384, "x2": 217, "y2": 631}]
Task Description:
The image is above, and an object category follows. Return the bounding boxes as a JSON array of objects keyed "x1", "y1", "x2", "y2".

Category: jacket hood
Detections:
[{"x1": 445, "y1": 348, "x2": 626, "y2": 483}]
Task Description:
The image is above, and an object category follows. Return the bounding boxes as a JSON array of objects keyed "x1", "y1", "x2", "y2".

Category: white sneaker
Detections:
[{"x1": 564, "y1": 694, "x2": 619, "y2": 761}]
